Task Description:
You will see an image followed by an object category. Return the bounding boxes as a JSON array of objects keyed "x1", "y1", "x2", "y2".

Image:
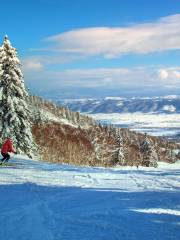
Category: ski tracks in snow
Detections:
[
  {"x1": 73, "y1": 173, "x2": 99, "y2": 187},
  {"x1": 0, "y1": 158, "x2": 180, "y2": 240},
  {"x1": 128, "y1": 169, "x2": 180, "y2": 191}
]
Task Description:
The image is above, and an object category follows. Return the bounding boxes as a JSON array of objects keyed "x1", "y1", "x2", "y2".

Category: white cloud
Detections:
[
  {"x1": 22, "y1": 58, "x2": 44, "y2": 71},
  {"x1": 173, "y1": 70, "x2": 180, "y2": 79},
  {"x1": 158, "y1": 69, "x2": 169, "y2": 79},
  {"x1": 158, "y1": 68, "x2": 180, "y2": 81},
  {"x1": 45, "y1": 14, "x2": 180, "y2": 58}
]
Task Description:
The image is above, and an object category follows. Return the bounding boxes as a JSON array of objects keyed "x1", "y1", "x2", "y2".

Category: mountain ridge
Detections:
[{"x1": 55, "y1": 96, "x2": 180, "y2": 114}]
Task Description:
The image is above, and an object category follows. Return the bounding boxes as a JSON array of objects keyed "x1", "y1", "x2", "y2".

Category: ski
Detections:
[{"x1": 0, "y1": 163, "x2": 17, "y2": 167}]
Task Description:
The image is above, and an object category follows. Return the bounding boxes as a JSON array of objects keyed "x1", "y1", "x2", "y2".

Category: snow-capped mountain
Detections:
[{"x1": 56, "y1": 96, "x2": 180, "y2": 114}]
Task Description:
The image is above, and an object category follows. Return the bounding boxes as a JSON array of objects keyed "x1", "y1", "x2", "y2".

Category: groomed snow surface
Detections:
[{"x1": 0, "y1": 156, "x2": 180, "y2": 240}]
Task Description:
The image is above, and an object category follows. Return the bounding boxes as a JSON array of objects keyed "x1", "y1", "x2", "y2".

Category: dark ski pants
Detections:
[{"x1": 1, "y1": 152, "x2": 10, "y2": 163}]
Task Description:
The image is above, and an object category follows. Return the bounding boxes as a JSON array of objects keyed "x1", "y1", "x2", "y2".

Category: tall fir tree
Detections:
[
  {"x1": 0, "y1": 36, "x2": 36, "y2": 157},
  {"x1": 140, "y1": 133, "x2": 158, "y2": 167},
  {"x1": 116, "y1": 135, "x2": 126, "y2": 165}
]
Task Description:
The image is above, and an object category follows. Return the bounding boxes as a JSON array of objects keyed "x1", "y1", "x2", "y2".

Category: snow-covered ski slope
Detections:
[{"x1": 0, "y1": 156, "x2": 180, "y2": 240}]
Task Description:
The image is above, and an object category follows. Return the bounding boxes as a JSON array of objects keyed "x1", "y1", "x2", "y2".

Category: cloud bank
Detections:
[
  {"x1": 24, "y1": 66, "x2": 180, "y2": 90},
  {"x1": 23, "y1": 14, "x2": 180, "y2": 96},
  {"x1": 45, "y1": 14, "x2": 180, "y2": 58}
]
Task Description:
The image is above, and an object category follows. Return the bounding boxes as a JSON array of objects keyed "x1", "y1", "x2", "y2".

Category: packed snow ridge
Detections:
[{"x1": 0, "y1": 156, "x2": 179, "y2": 240}]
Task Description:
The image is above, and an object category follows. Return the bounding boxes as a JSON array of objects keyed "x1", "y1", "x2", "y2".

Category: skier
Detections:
[{"x1": 0, "y1": 137, "x2": 17, "y2": 164}]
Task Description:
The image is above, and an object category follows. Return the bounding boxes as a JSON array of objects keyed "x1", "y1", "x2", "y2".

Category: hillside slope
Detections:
[
  {"x1": 29, "y1": 96, "x2": 180, "y2": 167},
  {"x1": 0, "y1": 156, "x2": 179, "y2": 240}
]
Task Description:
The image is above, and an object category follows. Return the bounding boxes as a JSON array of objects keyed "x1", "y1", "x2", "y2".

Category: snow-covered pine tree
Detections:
[
  {"x1": 140, "y1": 133, "x2": 158, "y2": 167},
  {"x1": 116, "y1": 135, "x2": 126, "y2": 165},
  {"x1": 0, "y1": 36, "x2": 36, "y2": 157}
]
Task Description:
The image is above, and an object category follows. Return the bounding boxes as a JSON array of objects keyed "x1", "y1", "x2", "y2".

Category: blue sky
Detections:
[{"x1": 1, "y1": 0, "x2": 180, "y2": 98}]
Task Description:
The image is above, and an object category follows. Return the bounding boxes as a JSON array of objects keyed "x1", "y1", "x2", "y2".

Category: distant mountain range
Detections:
[{"x1": 56, "y1": 96, "x2": 180, "y2": 114}]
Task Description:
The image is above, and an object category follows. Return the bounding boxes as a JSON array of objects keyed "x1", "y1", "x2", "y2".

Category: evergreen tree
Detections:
[
  {"x1": 140, "y1": 133, "x2": 158, "y2": 167},
  {"x1": 0, "y1": 36, "x2": 36, "y2": 157},
  {"x1": 116, "y1": 135, "x2": 126, "y2": 165}
]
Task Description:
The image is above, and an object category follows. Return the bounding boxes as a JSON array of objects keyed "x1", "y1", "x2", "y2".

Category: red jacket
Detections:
[{"x1": 1, "y1": 139, "x2": 15, "y2": 154}]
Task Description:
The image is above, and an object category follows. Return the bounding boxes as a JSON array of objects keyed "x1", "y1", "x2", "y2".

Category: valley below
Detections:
[
  {"x1": 56, "y1": 96, "x2": 180, "y2": 141},
  {"x1": 90, "y1": 113, "x2": 180, "y2": 141}
]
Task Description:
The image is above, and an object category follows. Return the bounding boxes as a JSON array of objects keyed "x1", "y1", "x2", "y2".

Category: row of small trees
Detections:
[
  {"x1": 29, "y1": 95, "x2": 96, "y2": 128},
  {"x1": 109, "y1": 128, "x2": 158, "y2": 167},
  {"x1": 0, "y1": 36, "x2": 36, "y2": 156}
]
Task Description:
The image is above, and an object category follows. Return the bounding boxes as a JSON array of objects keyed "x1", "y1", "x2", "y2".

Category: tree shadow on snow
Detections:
[{"x1": 0, "y1": 183, "x2": 179, "y2": 240}]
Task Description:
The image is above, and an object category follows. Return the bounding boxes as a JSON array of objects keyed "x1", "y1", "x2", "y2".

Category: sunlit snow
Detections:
[{"x1": 0, "y1": 156, "x2": 179, "y2": 240}]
